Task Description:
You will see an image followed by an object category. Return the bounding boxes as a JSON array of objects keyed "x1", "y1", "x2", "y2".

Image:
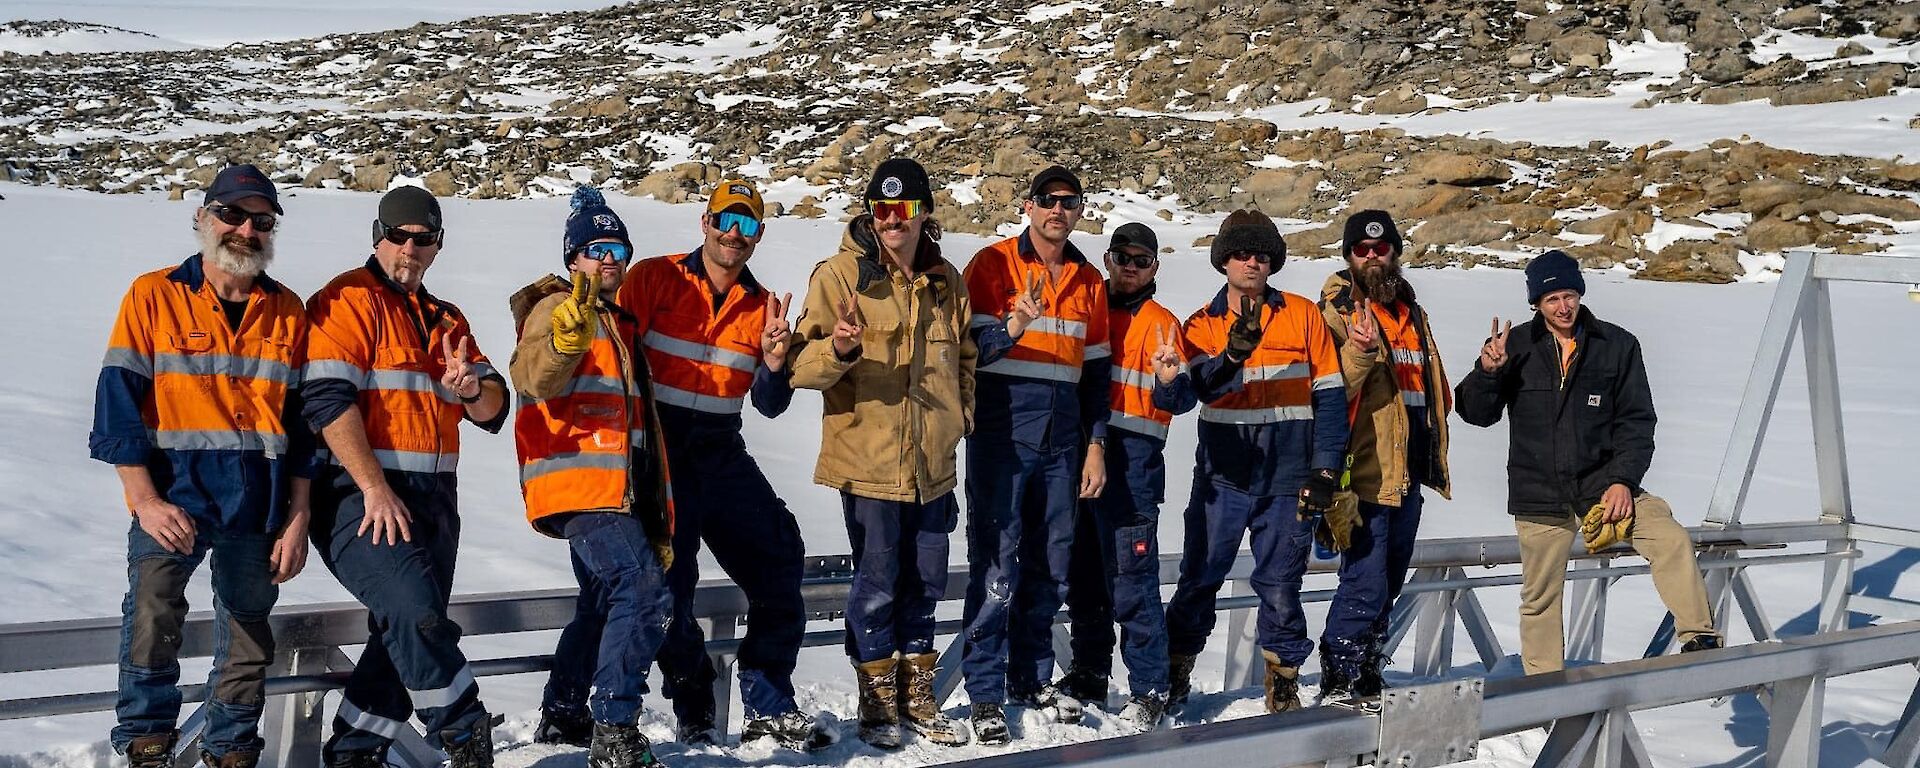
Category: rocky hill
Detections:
[{"x1": 3, "y1": 0, "x2": 1918, "y2": 281}]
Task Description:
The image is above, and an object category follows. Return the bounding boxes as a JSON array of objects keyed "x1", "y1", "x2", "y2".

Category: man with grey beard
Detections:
[{"x1": 91, "y1": 164, "x2": 315, "y2": 768}]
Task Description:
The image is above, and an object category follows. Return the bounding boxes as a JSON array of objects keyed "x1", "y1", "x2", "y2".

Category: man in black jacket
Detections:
[{"x1": 1454, "y1": 251, "x2": 1719, "y2": 674}]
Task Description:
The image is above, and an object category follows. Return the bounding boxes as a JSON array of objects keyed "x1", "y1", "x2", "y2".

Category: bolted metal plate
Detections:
[{"x1": 1375, "y1": 678, "x2": 1484, "y2": 768}]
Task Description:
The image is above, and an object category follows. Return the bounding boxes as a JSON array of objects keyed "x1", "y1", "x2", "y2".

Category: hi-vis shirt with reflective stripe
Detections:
[
  {"x1": 1373, "y1": 304, "x2": 1431, "y2": 408},
  {"x1": 964, "y1": 232, "x2": 1111, "y2": 448},
  {"x1": 1107, "y1": 298, "x2": 1186, "y2": 442},
  {"x1": 618, "y1": 251, "x2": 779, "y2": 423},
  {"x1": 303, "y1": 259, "x2": 503, "y2": 476},
  {"x1": 89, "y1": 255, "x2": 313, "y2": 534}
]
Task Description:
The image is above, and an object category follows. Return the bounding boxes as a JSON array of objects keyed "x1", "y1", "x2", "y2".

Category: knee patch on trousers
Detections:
[
  {"x1": 214, "y1": 616, "x2": 275, "y2": 706},
  {"x1": 128, "y1": 558, "x2": 193, "y2": 668}
]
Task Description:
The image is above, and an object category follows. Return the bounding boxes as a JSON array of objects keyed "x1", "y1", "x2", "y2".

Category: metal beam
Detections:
[
  {"x1": 1704, "y1": 251, "x2": 1813, "y2": 526},
  {"x1": 1801, "y1": 278, "x2": 1854, "y2": 523},
  {"x1": 1806, "y1": 252, "x2": 1920, "y2": 284}
]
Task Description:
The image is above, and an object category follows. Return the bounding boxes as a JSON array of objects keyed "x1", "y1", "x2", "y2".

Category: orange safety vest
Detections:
[
  {"x1": 617, "y1": 251, "x2": 768, "y2": 417},
  {"x1": 1184, "y1": 290, "x2": 1343, "y2": 425},
  {"x1": 964, "y1": 235, "x2": 1110, "y2": 382},
  {"x1": 304, "y1": 259, "x2": 497, "y2": 475},
  {"x1": 1106, "y1": 297, "x2": 1185, "y2": 441}
]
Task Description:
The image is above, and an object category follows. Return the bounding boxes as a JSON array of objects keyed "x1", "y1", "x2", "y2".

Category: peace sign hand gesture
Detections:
[
  {"x1": 1349, "y1": 298, "x2": 1379, "y2": 352},
  {"x1": 830, "y1": 294, "x2": 864, "y2": 358},
  {"x1": 761, "y1": 291, "x2": 793, "y2": 371},
  {"x1": 1224, "y1": 294, "x2": 1263, "y2": 363},
  {"x1": 1005, "y1": 269, "x2": 1046, "y2": 339},
  {"x1": 440, "y1": 333, "x2": 480, "y2": 400},
  {"x1": 1152, "y1": 323, "x2": 1184, "y2": 385},
  {"x1": 1479, "y1": 317, "x2": 1513, "y2": 372}
]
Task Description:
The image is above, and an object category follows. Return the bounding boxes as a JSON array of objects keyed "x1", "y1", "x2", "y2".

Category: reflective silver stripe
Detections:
[
  {"x1": 643, "y1": 331, "x2": 758, "y2": 374},
  {"x1": 1391, "y1": 349, "x2": 1426, "y2": 365},
  {"x1": 408, "y1": 664, "x2": 476, "y2": 709},
  {"x1": 1084, "y1": 341, "x2": 1111, "y2": 360},
  {"x1": 978, "y1": 357, "x2": 1081, "y2": 383},
  {"x1": 150, "y1": 429, "x2": 289, "y2": 455},
  {"x1": 102, "y1": 347, "x2": 153, "y2": 378},
  {"x1": 521, "y1": 451, "x2": 627, "y2": 484},
  {"x1": 319, "y1": 448, "x2": 456, "y2": 474},
  {"x1": 338, "y1": 699, "x2": 406, "y2": 739},
  {"x1": 1026, "y1": 316, "x2": 1088, "y2": 339},
  {"x1": 1243, "y1": 363, "x2": 1310, "y2": 382},
  {"x1": 472, "y1": 361, "x2": 499, "y2": 381},
  {"x1": 303, "y1": 360, "x2": 368, "y2": 387},
  {"x1": 1313, "y1": 373, "x2": 1344, "y2": 391},
  {"x1": 1111, "y1": 366, "x2": 1158, "y2": 391},
  {"x1": 152, "y1": 353, "x2": 295, "y2": 385},
  {"x1": 1402, "y1": 390, "x2": 1428, "y2": 407},
  {"x1": 969, "y1": 314, "x2": 1001, "y2": 329},
  {"x1": 1109, "y1": 410, "x2": 1170, "y2": 440},
  {"x1": 651, "y1": 382, "x2": 745, "y2": 414},
  {"x1": 367, "y1": 369, "x2": 460, "y2": 404},
  {"x1": 562, "y1": 375, "x2": 629, "y2": 397},
  {"x1": 1199, "y1": 404, "x2": 1315, "y2": 424}
]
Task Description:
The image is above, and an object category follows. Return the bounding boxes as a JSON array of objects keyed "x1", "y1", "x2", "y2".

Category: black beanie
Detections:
[
  {"x1": 373, "y1": 186, "x2": 443, "y2": 245},
  {"x1": 867, "y1": 158, "x2": 935, "y2": 208},
  {"x1": 1342, "y1": 209, "x2": 1403, "y2": 258},
  {"x1": 1526, "y1": 250, "x2": 1586, "y2": 305},
  {"x1": 1210, "y1": 209, "x2": 1286, "y2": 274}
]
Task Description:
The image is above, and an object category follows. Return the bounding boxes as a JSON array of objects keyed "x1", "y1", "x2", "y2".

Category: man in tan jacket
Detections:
[
  {"x1": 1316, "y1": 210, "x2": 1452, "y2": 700},
  {"x1": 787, "y1": 158, "x2": 976, "y2": 749}
]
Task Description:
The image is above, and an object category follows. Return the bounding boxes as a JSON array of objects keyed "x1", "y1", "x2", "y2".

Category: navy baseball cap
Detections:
[{"x1": 205, "y1": 164, "x2": 282, "y2": 214}]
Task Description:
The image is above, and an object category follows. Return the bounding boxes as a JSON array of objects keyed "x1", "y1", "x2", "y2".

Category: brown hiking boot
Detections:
[
  {"x1": 126, "y1": 732, "x2": 178, "y2": 768},
  {"x1": 1168, "y1": 653, "x2": 1199, "y2": 705},
  {"x1": 900, "y1": 653, "x2": 968, "y2": 746},
  {"x1": 201, "y1": 752, "x2": 260, "y2": 768},
  {"x1": 855, "y1": 656, "x2": 903, "y2": 749},
  {"x1": 1262, "y1": 650, "x2": 1301, "y2": 714}
]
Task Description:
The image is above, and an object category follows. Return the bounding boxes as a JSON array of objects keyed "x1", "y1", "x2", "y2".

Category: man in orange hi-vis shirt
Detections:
[
  {"x1": 302, "y1": 186, "x2": 508, "y2": 767},
  {"x1": 1159, "y1": 210, "x2": 1348, "y2": 715},
  {"x1": 959, "y1": 165, "x2": 1111, "y2": 744}
]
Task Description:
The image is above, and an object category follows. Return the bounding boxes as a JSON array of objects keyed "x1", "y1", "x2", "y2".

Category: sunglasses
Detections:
[
  {"x1": 869, "y1": 198, "x2": 924, "y2": 221},
  {"x1": 206, "y1": 204, "x2": 276, "y2": 232},
  {"x1": 1108, "y1": 250, "x2": 1156, "y2": 269},
  {"x1": 1031, "y1": 193, "x2": 1083, "y2": 211},
  {"x1": 709, "y1": 211, "x2": 764, "y2": 238},
  {"x1": 578, "y1": 242, "x2": 632, "y2": 263},
  {"x1": 1352, "y1": 241, "x2": 1395, "y2": 260},
  {"x1": 379, "y1": 223, "x2": 443, "y2": 247},
  {"x1": 1227, "y1": 250, "x2": 1273, "y2": 265}
]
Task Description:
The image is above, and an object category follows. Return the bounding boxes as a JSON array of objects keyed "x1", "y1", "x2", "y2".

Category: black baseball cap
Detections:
[
  {"x1": 1108, "y1": 222, "x2": 1159, "y2": 255},
  {"x1": 205, "y1": 163, "x2": 282, "y2": 214},
  {"x1": 1029, "y1": 165, "x2": 1082, "y2": 199}
]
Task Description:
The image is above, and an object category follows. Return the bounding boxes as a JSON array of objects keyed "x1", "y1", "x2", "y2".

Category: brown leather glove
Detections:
[
  {"x1": 1581, "y1": 502, "x2": 1633, "y2": 553},
  {"x1": 1314, "y1": 490, "x2": 1363, "y2": 553}
]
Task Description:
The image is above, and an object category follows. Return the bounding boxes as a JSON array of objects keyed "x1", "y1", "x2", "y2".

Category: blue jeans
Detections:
[
  {"x1": 542, "y1": 512, "x2": 673, "y2": 725},
  {"x1": 114, "y1": 520, "x2": 278, "y2": 758},
  {"x1": 1321, "y1": 488, "x2": 1425, "y2": 675},
  {"x1": 1164, "y1": 477, "x2": 1316, "y2": 666},
  {"x1": 961, "y1": 440, "x2": 1077, "y2": 704},
  {"x1": 842, "y1": 492, "x2": 955, "y2": 663}
]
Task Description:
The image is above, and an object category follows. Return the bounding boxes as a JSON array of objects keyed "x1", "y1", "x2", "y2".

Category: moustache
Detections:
[{"x1": 221, "y1": 234, "x2": 263, "y2": 253}]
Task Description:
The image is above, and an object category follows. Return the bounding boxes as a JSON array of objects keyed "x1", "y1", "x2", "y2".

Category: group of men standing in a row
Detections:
[{"x1": 92, "y1": 159, "x2": 1724, "y2": 768}]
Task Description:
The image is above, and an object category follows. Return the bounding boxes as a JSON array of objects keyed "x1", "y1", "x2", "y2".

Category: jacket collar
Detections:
[
  {"x1": 1204, "y1": 284, "x2": 1284, "y2": 317},
  {"x1": 169, "y1": 253, "x2": 284, "y2": 295},
  {"x1": 1016, "y1": 229, "x2": 1088, "y2": 264},
  {"x1": 1107, "y1": 279, "x2": 1156, "y2": 312},
  {"x1": 679, "y1": 248, "x2": 762, "y2": 296}
]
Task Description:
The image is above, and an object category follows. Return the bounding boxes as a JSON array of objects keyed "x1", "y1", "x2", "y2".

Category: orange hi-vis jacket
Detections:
[
  {"x1": 1106, "y1": 294, "x2": 1187, "y2": 442},
  {"x1": 616, "y1": 250, "x2": 792, "y2": 442},
  {"x1": 302, "y1": 257, "x2": 505, "y2": 477},
  {"x1": 90, "y1": 254, "x2": 314, "y2": 533},
  {"x1": 1180, "y1": 286, "x2": 1348, "y2": 496},
  {"x1": 964, "y1": 231, "x2": 1111, "y2": 449}
]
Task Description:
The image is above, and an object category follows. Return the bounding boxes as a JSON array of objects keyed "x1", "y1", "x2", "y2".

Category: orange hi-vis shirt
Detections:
[
  {"x1": 90, "y1": 254, "x2": 313, "y2": 533},
  {"x1": 1371, "y1": 301, "x2": 1439, "y2": 410},
  {"x1": 1106, "y1": 297, "x2": 1186, "y2": 442},
  {"x1": 616, "y1": 250, "x2": 792, "y2": 439},
  {"x1": 303, "y1": 258, "x2": 504, "y2": 476},
  {"x1": 515, "y1": 300, "x2": 654, "y2": 530},
  {"x1": 964, "y1": 232, "x2": 1111, "y2": 448}
]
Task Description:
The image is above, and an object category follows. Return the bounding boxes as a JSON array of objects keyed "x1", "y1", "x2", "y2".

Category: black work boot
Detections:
[
  {"x1": 741, "y1": 710, "x2": 830, "y2": 752},
  {"x1": 535, "y1": 707, "x2": 594, "y2": 747},
  {"x1": 589, "y1": 722, "x2": 663, "y2": 768},
  {"x1": 440, "y1": 718, "x2": 494, "y2": 768},
  {"x1": 1680, "y1": 633, "x2": 1724, "y2": 653},
  {"x1": 1167, "y1": 653, "x2": 1199, "y2": 705},
  {"x1": 1054, "y1": 664, "x2": 1110, "y2": 706},
  {"x1": 970, "y1": 702, "x2": 1009, "y2": 745}
]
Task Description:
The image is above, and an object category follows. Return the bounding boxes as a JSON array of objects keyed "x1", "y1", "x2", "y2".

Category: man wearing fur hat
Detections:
[
  {"x1": 1160, "y1": 210, "x2": 1347, "y2": 714},
  {"x1": 1454, "y1": 250, "x2": 1720, "y2": 674},
  {"x1": 1315, "y1": 210, "x2": 1453, "y2": 700},
  {"x1": 510, "y1": 187, "x2": 676, "y2": 766},
  {"x1": 787, "y1": 158, "x2": 975, "y2": 749}
]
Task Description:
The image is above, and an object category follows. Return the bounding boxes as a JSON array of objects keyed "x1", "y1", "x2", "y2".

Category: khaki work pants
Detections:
[{"x1": 1514, "y1": 494, "x2": 1716, "y2": 674}]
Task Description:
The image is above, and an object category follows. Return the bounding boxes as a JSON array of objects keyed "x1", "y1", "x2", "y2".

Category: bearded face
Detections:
[
  {"x1": 199, "y1": 218, "x2": 274, "y2": 278},
  {"x1": 1348, "y1": 241, "x2": 1405, "y2": 305}
]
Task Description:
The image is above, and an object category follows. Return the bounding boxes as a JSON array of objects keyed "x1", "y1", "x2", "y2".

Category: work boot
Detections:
[
  {"x1": 535, "y1": 707, "x2": 594, "y2": 747},
  {"x1": 1167, "y1": 653, "x2": 1199, "y2": 705},
  {"x1": 1011, "y1": 682, "x2": 1084, "y2": 724},
  {"x1": 1262, "y1": 651, "x2": 1302, "y2": 714},
  {"x1": 589, "y1": 722, "x2": 663, "y2": 768},
  {"x1": 200, "y1": 751, "x2": 260, "y2": 768},
  {"x1": 1680, "y1": 633, "x2": 1724, "y2": 653},
  {"x1": 1054, "y1": 664, "x2": 1110, "y2": 706},
  {"x1": 1316, "y1": 641, "x2": 1357, "y2": 702},
  {"x1": 741, "y1": 710, "x2": 831, "y2": 752},
  {"x1": 674, "y1": 714, "x2": 715, "y2": 747},
  {"x1": 1352, "y1": 658, "x2": 1385, "y2": 698},
  {"x1": 321, "y1": 748, "x2": 386, "y2": 768},
  {"x1": 969, "y1": 702, "x2": 1009, "y2": 745},
  {"x1": 854, "y1": 657, "x2": 903, "y2": 750},
  {"x1": 1117, "y1": 693, "x2": 1169, "y2": 732},
  {"x1": 126, "y1": 732, "x2": 178, "y2": 768},
  {"x1": 440, "y1": 717, "x2": 495, "y2": 768},
  {"x1": 899, "y1": 653, "x2": 968, "y2": 746}
]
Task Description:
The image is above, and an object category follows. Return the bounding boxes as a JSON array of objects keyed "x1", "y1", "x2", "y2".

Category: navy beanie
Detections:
[
  {"x1": 563, "y1": 186, "x2": 631, "y2": 264},
  {"x1": 1525, "y1": 250, "x2": 1586, "y2": 305}
]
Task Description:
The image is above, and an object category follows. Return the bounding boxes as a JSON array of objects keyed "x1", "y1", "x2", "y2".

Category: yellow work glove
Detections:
[
  {"x1": 1581, "y1": 502, "x2": 1633, "y2": 553},
  {"x1": 551, "y1": 269, "x2": 600, "y2": 356},
  {"x1": 1315, "y1": 490, "x2": 1363, "y2": 553}
]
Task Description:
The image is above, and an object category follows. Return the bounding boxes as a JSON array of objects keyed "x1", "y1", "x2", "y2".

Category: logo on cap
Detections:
[
  {"x1": 1365, "y1": 221, "x2": 1385, "y2": 239},
  {"x1": 594, "y1": 214, "x2": 621, "y2": 231},
  {"x1": 729, "y1": 184, "x2": 754, "y2": 199},
  {"x1": 880, "y1": 176, "x2": 904, "y2": 198}
]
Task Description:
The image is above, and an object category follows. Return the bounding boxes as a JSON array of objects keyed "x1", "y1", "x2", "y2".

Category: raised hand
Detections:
[
  {"x1": 831, "y1": 294, "x2": 864, "y2": 358},
  {"x1": 1349, "y1": 297, "x2": 1378, "y2": 352},
  {"x1": 1479, "y1": 316, "x2": 1513, "y2": 372},
  {"x1": 550, "y1": 269, "x2": 600, "y2": 356},
  {"x1": 440, "y1": 333, "x2": 479, "y2": 400},
  {"x1": 1006, "y1": 269, "x2": 1046, "y2": 339},
  {"x1": 1224, "y1": 294, "x2": 1263, "y2": 363},
  {"x1": 761, "y1": 291, "x2": 793, "y2": 370},
  {"x1": 1152, "y1": 323, "x2": 1183, "y2": 385}
]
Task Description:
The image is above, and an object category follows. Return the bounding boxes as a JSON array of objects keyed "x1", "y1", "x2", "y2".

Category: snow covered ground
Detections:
[{"x1": 0, "y1": 180, "x2": 1916, "y2": 766}]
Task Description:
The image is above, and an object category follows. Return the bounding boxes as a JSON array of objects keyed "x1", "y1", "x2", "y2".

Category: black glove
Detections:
[
  {"x1": 1299, "y1": 468, "x2": 1341, "y2": 517},
  {"x1": 1224, "y1": 295, "x2": 1262, "y2": 363}
]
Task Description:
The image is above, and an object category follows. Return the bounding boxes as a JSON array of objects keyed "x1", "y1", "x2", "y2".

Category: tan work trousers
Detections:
[{"x1": 1514, "y1": 494, "x2": 1716, "y2": 674}]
